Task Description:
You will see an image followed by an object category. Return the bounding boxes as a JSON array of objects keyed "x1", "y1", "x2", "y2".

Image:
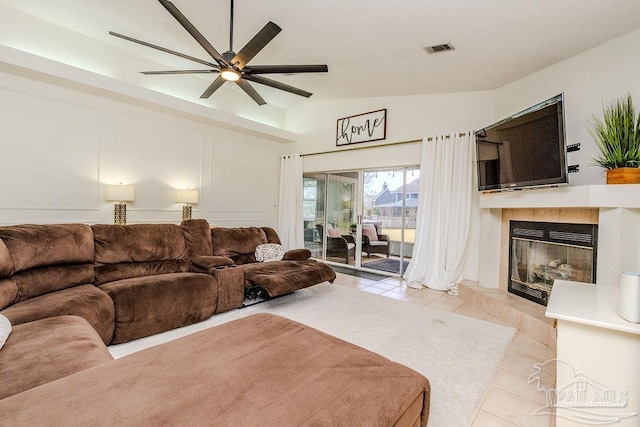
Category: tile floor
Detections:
[{"x1": 332, "y1": 272, "x2": 557, "y2": 427}]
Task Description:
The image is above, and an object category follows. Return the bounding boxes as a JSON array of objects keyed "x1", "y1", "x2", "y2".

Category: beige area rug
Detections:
[{"x1": 109, "y1": 283, "x2": 517, "y2": 426}]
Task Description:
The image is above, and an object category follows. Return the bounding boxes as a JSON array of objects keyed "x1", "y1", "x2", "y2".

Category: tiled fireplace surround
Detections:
[{"x1": 459, "y1": 184, "x2": 640, "y2": 348}]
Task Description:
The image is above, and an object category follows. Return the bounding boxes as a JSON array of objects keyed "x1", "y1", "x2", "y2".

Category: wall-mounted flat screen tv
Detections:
[{"x1": 476, "y1": 94, "x2": 567, "y2": 192}]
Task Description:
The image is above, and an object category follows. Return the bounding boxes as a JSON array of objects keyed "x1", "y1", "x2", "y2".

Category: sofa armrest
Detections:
[
  {"x1": 378, "y1": 234, "x2": 390, "y2": 242},
  {"x1": 192, "y1": 256, "x2": 234, "y2": 269},
  {"x1": 283, "y1": 249, "x2": 311, "y2": 261}
]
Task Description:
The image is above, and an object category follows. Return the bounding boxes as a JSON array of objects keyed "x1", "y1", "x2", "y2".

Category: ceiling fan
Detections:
[{"x1": 109, "y1": 0, "x2": 328, "y2": 105}]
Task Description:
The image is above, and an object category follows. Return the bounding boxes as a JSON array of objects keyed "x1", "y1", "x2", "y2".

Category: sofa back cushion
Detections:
[
  {"x1": 0, "y1": 239, "x2": 13, "y2": 279},
  {"x1": 0, "y1": 279, "x2": 17, "y2": 311},
  {"x1": 0, "y1": 224, "x2": 95, "y2": 305},
  {"x1": 0, "y1": 224, "x2": 94, "y2": 273},
  {"x1": 210, "y1": 227, "x2": 269, "y2": 265},
  {"x1": 180, "y1": 219, "x2": 213, "y2": 259},
  {"x1": 92, "y1": 224, "x2": 189, "y2": 285},
  {"x1": 0, "y1": 240, "x2": 17, "y2": 310},
  {"x1": 261, "y1": 227, "x2": 282, "y2": 245}
]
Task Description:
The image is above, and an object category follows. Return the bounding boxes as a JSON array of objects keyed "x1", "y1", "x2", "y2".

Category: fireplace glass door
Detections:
[{"x1": 509, "y1": 221, "x2": 597, "y2": 305}]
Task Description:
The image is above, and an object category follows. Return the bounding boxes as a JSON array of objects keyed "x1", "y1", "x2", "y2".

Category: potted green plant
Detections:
[{"x1": 588, "y1": 94, "x2": 640, "y2": 184}]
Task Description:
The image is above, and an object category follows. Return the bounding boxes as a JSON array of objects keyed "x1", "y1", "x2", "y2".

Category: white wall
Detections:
[
  {"x1": 0, "y1": 69, "x2": 286, "y2": 227},
  {"x1": 286, "y1": 91, "x2": 495, "y2": 169},
  {"x1": 494, "y1": 28, "x2": 640, "y2": 186}
]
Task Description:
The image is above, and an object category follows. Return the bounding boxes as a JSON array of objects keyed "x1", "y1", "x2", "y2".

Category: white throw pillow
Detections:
[
  {"x1": 327, "y1": 228, "x2": 341, "y2": 238},
  {"x1": 362, "y1": 224, "x2": 378, "y2": 241},
  {"x1": 0, "y1": 314, "x2": 11, "y2": 351},
  {"x1": 255, "y1": 243, "x2": 285, "y2": 262}
]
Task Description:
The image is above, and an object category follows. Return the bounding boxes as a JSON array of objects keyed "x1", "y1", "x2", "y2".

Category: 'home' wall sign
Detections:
[{"x1": 336, "y1": 109, "x2": 387, "y2": 146}]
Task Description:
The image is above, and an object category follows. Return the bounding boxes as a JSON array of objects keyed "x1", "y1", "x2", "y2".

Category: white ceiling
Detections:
[{"x1": 2, "y1": 0, "x2": 640, "y2": 109}]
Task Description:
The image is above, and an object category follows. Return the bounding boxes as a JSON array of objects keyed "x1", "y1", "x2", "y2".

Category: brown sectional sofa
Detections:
[
  {"x1": 0, "y1": 220, "x2": 430, "y2": 425},
  {"x1": 0, "y1": 220, "x2": 336, "y2": 345}
]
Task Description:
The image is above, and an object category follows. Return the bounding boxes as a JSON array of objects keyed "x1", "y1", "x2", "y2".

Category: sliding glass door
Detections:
[
  {"x1": 303, "y1": 171, "x2": 359, "y2": 266},
  {"x1": 304, "y1": 166, "x2": 418, "y2": 275},
  {"x1": 325, "y1": 172, "x2": 358, "y2": 264},
  {"x1": 303, "y1": 173, "x2": 325, "y2": 259},
  {"x1": 360, "y1": 167, "x2": 419, "y2": 275}
]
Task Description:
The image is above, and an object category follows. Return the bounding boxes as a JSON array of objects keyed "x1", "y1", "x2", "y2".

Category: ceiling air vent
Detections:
[{"x1": 423, "y1": 43, "x2": 455, "y2": 54}]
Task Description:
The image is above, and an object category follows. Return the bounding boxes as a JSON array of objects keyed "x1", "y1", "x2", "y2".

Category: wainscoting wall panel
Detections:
[
  {"x1": 114, "y1": 113, "x2": 205, "y2": 212},
  {"x1": 0, "y1": 87, "x2": 101, "y2": 211},
  {"x1": 0, "y1": 70, "x2": 284, "y2": 227},
  {"x1": 210, "y1": 137, "x2": 270, "y2": 214}
]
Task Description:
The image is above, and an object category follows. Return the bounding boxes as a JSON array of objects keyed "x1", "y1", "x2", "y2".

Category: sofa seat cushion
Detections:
[
  {"x1": 99, "y1": 273, "x2": 217, "y2": 344},
  {"x1": 241, "y1": 260, "x2": 336, "y2": 297},
  {"x1": 0, "y1": 314, "x2": 430, "y2": 426},
  {"x1": 0, "y1": 315, "x2": 113, "y2": 400},
  {"x1": 0, "y1": 285, "x2": 115, "y2": 344}
]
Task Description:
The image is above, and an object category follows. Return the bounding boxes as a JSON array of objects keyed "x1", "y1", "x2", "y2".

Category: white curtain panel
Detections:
[
  {"x1": 277, "y1": 154, "x2": 304, "y2": 251},
  {"x1": 405, "y1": 132, "x2": 474, "y2": 295}
]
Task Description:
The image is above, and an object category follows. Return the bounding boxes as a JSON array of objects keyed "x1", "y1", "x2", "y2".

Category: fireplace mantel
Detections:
[
  {"x1": 479, "y1": 184, "x2": 640, "y2": 209},
  {"x1": 478, "y1": 184, "x2": 640, "y2": 290}
]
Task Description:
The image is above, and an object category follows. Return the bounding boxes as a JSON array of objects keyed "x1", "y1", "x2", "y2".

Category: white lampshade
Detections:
[
  {"x1": 176, "y1": 189, "x2": 198, "y2": 204},
  {"x1": 106, "y1": 185, "x2": 135, "y2": 202}
]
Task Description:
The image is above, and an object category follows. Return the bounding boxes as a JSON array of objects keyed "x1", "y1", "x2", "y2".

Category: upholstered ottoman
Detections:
[{"x1": 0, "y1": 313, "x2": 430, "y2": 426}]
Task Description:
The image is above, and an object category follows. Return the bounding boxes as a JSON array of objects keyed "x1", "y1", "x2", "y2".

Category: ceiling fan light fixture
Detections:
[
  {"x1": 220, "y1": 68, "x2": 241, "y2": 81},
  {"x1": 113, "y1": 0, "x2": 327, "y2": 105}
]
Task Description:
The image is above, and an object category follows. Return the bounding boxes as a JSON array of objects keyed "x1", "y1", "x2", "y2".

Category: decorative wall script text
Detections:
[{"x1": 336, "y1": 109, "x2": 387, "y2": 146}]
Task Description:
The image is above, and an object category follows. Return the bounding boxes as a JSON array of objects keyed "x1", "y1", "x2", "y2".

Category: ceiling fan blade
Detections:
[
  {"x1": 232, "y1": 22, "x2": 281, "y2": 70},
  {"x1": 243, "y1": 64, "x2": 328, "y2": 75},
  {"x1": 109, "y1": 31, "x2": 219, "y2": 69},
  {"x1": 157, "y1": 0, "x2": 228, "y2": 66},
  {"x1": 141, "y1": 70, "x2": 218, "y2": 75},
  {"x1": 200, "y1": 75, "x2": 226, "y2": 99},
  {"x1": 235, "y1": 79, "x2": 266, "y2": 105},
  {"x1": 244, "y1": 75, "x2": 312, "y2": 98}
]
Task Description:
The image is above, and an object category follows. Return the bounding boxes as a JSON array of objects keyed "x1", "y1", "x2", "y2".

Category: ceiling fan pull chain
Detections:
[{"x1": 229, "y1": 0, "x2": 234, "y2": 52}]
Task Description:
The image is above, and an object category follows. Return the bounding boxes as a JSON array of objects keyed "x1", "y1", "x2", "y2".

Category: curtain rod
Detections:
[{"x1": 299, "y1": 132, "x2": 468, "y2": 158}]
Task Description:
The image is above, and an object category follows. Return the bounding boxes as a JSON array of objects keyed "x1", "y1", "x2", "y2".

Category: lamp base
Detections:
[
  {"x1": 182, "y1": 205, "x2": 192, "y2": 221},
  {"x1": 114, "y1": 203, "x2": 127, "y2": 226}
]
